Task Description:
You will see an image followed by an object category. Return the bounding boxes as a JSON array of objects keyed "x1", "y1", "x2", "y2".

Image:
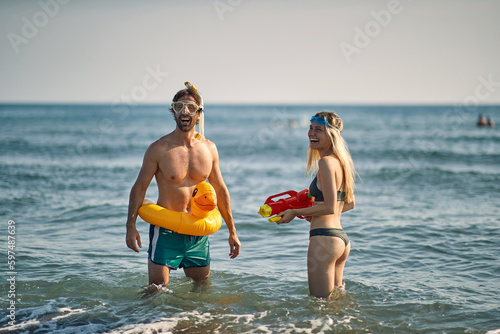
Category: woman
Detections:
[{"x1": 278, "y1": 111, "x2": 356, "y2": 298}]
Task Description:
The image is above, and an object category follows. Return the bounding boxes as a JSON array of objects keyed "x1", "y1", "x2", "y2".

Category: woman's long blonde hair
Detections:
[{"x1": 306, "y1": 111, "x2": 356, "y2": 202}]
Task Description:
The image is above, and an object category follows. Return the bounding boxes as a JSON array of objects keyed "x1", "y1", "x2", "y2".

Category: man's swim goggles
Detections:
[{"x1": 172, "y1": 100, "x2": 201, "y2": 116}]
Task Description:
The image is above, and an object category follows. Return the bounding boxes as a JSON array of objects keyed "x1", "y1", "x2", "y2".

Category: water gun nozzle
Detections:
[{"x1": 258, "y1": 204, "x2": 272, "y2": 218}]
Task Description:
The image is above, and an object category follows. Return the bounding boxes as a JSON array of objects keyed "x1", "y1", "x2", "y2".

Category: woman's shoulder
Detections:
[{"x1": 318, "y1": 155, "x2": 341, "y2": 170}]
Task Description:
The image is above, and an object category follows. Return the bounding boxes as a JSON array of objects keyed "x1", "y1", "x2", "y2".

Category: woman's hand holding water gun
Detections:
[
  {"x1": 275, "y1": 209, "x2": 297, "y2": 224},
  {"x1": 258, "y1": 189, "x2": 315, "y2": 223},
  {"x1": 276, "y1": 209, "x2": 313, "y2": 224}
]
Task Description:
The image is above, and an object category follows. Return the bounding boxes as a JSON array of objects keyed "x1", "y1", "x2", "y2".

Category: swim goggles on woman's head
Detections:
[
  {"x1": 172, "y1": 100, "x2": 200, "y2": 116},
  {"x1": 310, "y1": 116, "x2": 334, "y2": 128}
]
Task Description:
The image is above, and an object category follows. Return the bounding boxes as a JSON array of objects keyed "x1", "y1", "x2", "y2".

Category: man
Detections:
[{"x1": 125, "y1": 83, "x2": 241, "y2": 286}]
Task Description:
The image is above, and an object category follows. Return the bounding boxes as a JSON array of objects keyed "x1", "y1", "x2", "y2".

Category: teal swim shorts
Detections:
[{"x1": 148, "y1": 225, "x2": 211, "y2": 269}]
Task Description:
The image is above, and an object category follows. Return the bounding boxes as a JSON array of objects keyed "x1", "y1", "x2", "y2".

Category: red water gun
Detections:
[{"x1": 258, "y1": 189, "x2": 315, "y2": 222}]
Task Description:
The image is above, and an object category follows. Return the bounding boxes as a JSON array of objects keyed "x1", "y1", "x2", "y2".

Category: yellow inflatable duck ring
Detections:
[{"x1": 138, "y1": 182, "x2": 222, "y2": 236}]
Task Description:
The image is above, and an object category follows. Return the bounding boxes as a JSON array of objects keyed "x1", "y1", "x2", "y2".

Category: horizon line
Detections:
[{"x1": 1, "y1": 101, "x2": 500, "y2": 107}]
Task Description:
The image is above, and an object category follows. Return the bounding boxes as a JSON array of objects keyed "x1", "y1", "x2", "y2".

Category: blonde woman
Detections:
[{"x1": 277, "y1": 111, "x2": 356, "y2": 298}]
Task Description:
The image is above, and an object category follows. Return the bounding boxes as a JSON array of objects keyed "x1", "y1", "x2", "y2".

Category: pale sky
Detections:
[{"x1": 1, "y1": 0, "x2": 500, "y2": 105}]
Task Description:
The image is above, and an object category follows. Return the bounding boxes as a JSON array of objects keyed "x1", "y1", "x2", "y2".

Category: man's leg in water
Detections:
[
  {"x1": 148, "y1": 259, "x2": 171, "y2": 285},
  {"x1": 149, "y1": 261, "x2": 210, "y2": 285},
  {"x1": 184, "y1": 265, "x2": 210, "y2": 281}
]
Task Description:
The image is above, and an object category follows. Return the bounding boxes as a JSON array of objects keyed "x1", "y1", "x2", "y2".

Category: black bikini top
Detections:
[{"x1": 309, "y1": 175, "x2": 346, "y2": 202}]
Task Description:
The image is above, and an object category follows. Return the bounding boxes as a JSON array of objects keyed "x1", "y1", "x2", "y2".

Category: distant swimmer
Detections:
[
  {"x1": 486, "y1": 116, "x2": 495, "y2": 128},
  {"x1": 477, "y1": 114, "x2": 488, "y2": 127},
  {"x1": 477, "y1": 114, "x2": 495, "y2": 128}
]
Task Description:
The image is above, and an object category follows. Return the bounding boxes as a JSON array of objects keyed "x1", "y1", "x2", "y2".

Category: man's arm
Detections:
[
  {"x1": 126, "y1": 144, "x2": 158, "y2": 253},
  {"x1": 207, "y1": 142, "x2": 241, "y2": 259}
]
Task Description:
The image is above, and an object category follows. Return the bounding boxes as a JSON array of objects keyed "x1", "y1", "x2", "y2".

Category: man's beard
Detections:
[{"x1": 176, "y1": 117, "x2": 197, "y2": 132}]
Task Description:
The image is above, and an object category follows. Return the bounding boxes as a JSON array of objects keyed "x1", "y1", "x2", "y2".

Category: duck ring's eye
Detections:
[{"x1": 192, "y1": 188, "x2": 198, "y2": 197}]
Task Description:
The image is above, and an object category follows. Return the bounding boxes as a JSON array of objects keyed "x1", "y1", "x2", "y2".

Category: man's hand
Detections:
[
  {"x1": 126, "y1": 225, "x2": 142, "y2": 253},
  {"x1": 228, "y1": 233, "x2": 241, "y2": 259}
]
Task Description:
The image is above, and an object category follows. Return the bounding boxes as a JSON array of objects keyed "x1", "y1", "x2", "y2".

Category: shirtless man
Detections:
[{"x1": 125, "y1": 84, "x2": 241, "y2": 286}]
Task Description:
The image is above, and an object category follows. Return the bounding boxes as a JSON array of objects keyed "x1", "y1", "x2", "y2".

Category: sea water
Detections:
[{"x1": 0, "y1": 104, "x2": 499, "y2": 333}]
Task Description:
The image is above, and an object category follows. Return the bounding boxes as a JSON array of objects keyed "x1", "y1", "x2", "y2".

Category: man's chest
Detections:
[{"x1": 158, "y1": 146, "x2": 212, "y2": 182}]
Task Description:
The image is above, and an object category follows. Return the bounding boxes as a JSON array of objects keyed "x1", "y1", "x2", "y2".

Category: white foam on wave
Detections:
[
  {"x1": 140, "y1": 283, "x2": 173, "y2": 295},
  {"x1": 270, "y1": 314, "x2": 355, "y2": 334},
  {"x1": 2, "y1": 300, "x2": 87, "y2": 333},
  {"x1": 104, "y1": 310, "x2": 266, "y2": 334},
  {"x1": 102, "y1": 309, "x2": 355, "y2": 334},
  {"x1": 105, "y1": 317, "x2": 185, "y2": 334}
]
